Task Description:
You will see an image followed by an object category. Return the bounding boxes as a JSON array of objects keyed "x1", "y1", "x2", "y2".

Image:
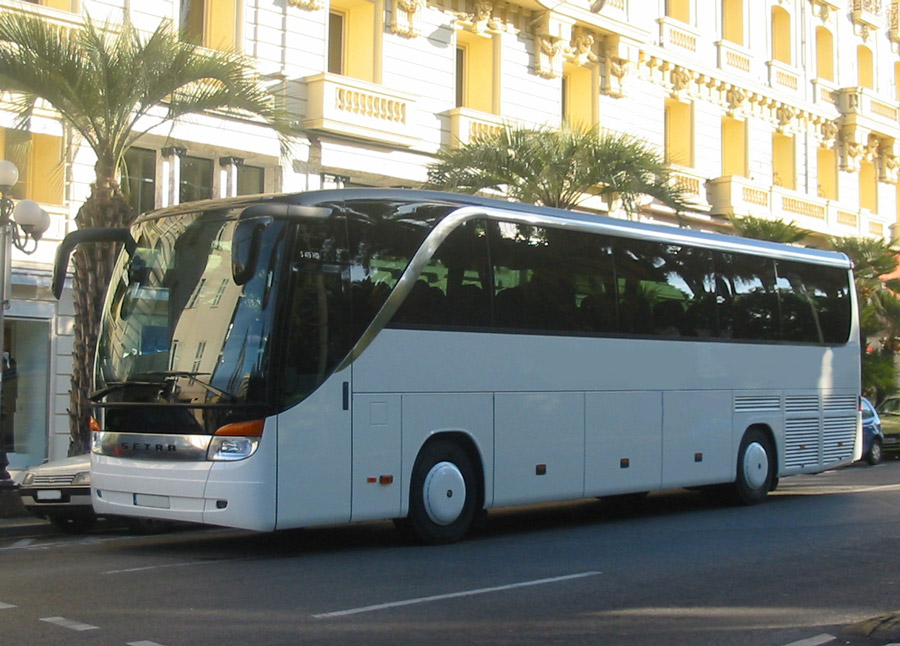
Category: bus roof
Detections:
[{"x1": 135, "y1": 188, "x2": 853, "y2": 269}]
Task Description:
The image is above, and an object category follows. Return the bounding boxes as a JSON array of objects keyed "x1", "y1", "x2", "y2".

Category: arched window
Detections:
[
  {"x1": 857, "y1": 45, "x2": 874, "y2": 89},
  {"x1": 771, "y1": 6, "x2": 791, "y2": 65},
  {"x1": 816, "y1": 27, "x2": 833, "y2": 81}
]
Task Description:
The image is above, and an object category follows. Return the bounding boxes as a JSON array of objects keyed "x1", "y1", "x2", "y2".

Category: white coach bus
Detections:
[{"x1": 53, "y1": 189, "x2": 861, "y2": 544}]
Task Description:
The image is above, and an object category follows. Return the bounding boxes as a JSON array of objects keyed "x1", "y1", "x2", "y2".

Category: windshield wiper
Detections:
[{"x1": 91, "y1": 372, "x2": 238, "y2": 403}]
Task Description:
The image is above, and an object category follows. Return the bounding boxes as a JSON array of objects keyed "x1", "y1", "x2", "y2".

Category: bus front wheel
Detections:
[
  {"x1": 734, "y1": 428, "x2": 775, "y2": 505},
  {"x1": 407, "y1": 440, "x2": 477, "y2": 545}
]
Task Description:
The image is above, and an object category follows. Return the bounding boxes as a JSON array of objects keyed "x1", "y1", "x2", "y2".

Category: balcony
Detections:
[
  {"x1": 706, "y1": 176, "x2": 889, "y2": 239},
  {"x1": 658, "y1": 17, "x2": 699, "y2": 54},
  {"x1": 669, "y1": 166, "x2": 709, "y2": 210},
  {"x1": 302, "y1": 73, "x2": 420, "y2": 148},
  {"x1": 446, "y1": 108, "x2": 508, "y2": 147},
  {"x1": 716, "y1": 40, "x2": 752, "y2": 76},
  {"x1": 835, "y1": 87, "x2": 900, "y2": 138},
  {"x1": 767, "y1": 60, "x2": 800, "y2": 94}
]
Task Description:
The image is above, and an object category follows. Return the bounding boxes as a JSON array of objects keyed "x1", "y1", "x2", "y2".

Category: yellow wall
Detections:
[
  {"x1": 816, "y1": 27, "x2": 833, "y2": 81},
  {"x1": 666, "y1": 0, "x2": 690, "y2": 23},
  {"x1": 721, "y1": 116, "x2": 746, "y2": 177},
  {"x1": 772, "y1": 132, "x2": 794, "y2": 190},
  {"x1": 860, "y1": 159, "x2": 877, "y2": 212},
  {"x1": 817, "y1": 147, "x2": 837, "y2": 200},
  {"x1": 723, "y1": 0, "x2": 743, "y2": 46},
  {"x1": 0, "y1": 127, "x2": 63, "y2": 205},
  {"x1": 857, "y1": 45, "x2": 874, "y2": 89},
  {"x1": 563, "y1": 64, "x2": 594, "y2": 129},
  {"x1": 772, "y1": 7, "x2": 790, "y2": 65},
  {"x1": 665, "y1": 98, "x2": 692, "y2": 167},
  {"x1": 42, "y1": 0, "x2": 73, "y2": 10},
  {"x1": 206, "y1": 0, "x2": 239, "y2": 51},
  {"x1": 458, "y1": 31, "x2": 494, "y2": 114}
]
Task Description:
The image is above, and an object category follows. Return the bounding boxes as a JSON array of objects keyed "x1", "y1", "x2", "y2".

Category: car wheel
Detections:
[
  {"x1": 407, "y1": 440, "x2": 478, "y2": 545},
  {"x1": 733, "y1": 428, "x2": 775, "y2": 505},
  {"x1": 866, "y1": 438, "x2": 883, "y2": 466},
  {"x1": 49, "y1": 513, "x2": 96, "y2": 534}
]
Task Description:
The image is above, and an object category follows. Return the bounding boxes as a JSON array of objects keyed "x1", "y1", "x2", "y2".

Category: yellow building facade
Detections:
[{"x1": 1, "y1": 0, "x2": 898, "y2": 464}]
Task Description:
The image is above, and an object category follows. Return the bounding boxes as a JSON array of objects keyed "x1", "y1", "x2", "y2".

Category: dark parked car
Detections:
[
  {"x1": 861, "y1": 397, "x2": 884, "y2": 465},
  {"x1": 875, "y1": 396, "x2": 900, "y2": 454}
]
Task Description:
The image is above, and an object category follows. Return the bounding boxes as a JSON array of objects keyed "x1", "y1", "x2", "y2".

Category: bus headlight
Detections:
[
  {"x1": 207, "y1": 419, "x2": 264, "y2": 461},
  {"x1": 207, "y1": 436, "x2": 260, "y2": 461}
]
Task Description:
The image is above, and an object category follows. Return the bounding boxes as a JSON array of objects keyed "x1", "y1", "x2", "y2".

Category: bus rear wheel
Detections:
[
  {"x1": 407, "y1": 440, "x2": 477, "y2": 545},
  {"x1": 734, "y1": 428, "x2": 775, "y2": 505}
]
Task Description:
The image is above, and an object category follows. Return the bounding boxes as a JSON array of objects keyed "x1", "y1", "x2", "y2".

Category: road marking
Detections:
[
  {"x1": 0, "y1": 602, "x2": 17, "y2": 609},
  {"x1": 127, "y1": 641, "x2": 167, "y2": 646},
  {"x1": 10, "y1": 538, "x2": 35, "y2": 548},
  {"x1": 103, "y1": 557, "x2": 241, "y2": 575},
  {"x1": 780, "y1": 634, "x2": 835, "y2": 646},
  {"x1": 312, "y1": 571, "x2": 601, "y2": 619},
  {"x1": 40, "y1": 616, "x2": 100, "y2": 631}
]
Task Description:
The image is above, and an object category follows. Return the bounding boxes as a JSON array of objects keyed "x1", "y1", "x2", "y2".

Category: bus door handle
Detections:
[{"x1": 342, "y1": 382, "x2": 350, "y2": 411}]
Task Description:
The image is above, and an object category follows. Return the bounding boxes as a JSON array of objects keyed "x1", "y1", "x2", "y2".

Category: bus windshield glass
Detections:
[{"x1": 96, "y1": 207, "x2": 287, "y2": 415}]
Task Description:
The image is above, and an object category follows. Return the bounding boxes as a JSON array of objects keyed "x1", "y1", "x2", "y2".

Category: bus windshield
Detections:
[{"x1": 96, "y1": 207, "x2": 287, "y2": 418}]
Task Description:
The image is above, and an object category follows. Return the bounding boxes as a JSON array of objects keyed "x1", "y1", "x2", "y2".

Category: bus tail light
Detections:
[{"x1": 207, "y1": 419, "x2": 265, "y2": 461}]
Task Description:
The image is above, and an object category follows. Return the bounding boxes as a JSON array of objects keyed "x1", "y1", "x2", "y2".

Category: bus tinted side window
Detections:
[{"x1": 716, "y1": 252, "x2": 780, "y2": 341}]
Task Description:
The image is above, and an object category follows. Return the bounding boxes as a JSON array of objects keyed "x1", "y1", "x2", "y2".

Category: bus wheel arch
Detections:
[
  {"x1": 733, "y1": 425, "x2": 777, "y2": 505},
  {"x1": 405, "y1": 433, "x2": 484, "y2": 544}
]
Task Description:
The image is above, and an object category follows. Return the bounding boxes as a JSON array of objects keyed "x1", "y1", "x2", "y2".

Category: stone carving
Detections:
[
  {"x1": 288, "y1": 0, "x2": 325, "y2": 10},
  {"x1": 391, "y1": 0, "x2": 424, "y2": 37}
]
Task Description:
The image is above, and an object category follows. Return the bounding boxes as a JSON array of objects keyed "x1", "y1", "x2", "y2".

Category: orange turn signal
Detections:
[
  {"x1": 89, "y1": 417, "x2": 102, "y2": 432},
  {"x1": 215, "y1": 419, "x2": 265, "y2": 437}
]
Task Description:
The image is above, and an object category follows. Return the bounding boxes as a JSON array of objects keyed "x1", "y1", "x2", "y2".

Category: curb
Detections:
[
  {"x1": 844, "y1": 611, "x2": 900, "y2": 641},
  {"x1": 0, "y1": 515, "x2": 55, "y2": 539}
]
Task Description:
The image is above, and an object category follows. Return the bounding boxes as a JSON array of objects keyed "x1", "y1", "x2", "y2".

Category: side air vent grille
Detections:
[
  {"x1": 784, "y1": 418, "x2": 819, "y2": 469},
  {"x1": 823, "y1": 417, "x2": 856, "y2": 464},
  {"x1": 734, "y1": 396, "x2": 781, "y2": 412},
  {"x1": 786, "y1": 395, "x2": 819, "y2": 414},
  {"x1": 823, "y1": 394, "x2": 857, "y2": 413}
]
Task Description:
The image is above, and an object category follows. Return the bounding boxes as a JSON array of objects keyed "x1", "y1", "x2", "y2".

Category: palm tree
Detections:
[
  {"x1": 426, "y1": 123, "x2": 687, "y2": 214},
  {"x1": 729, "y1": 215, "x2": 809, "y2": 244},
  {"x1": 0, "y1": 12, "x2": 296, "y2": 453}
]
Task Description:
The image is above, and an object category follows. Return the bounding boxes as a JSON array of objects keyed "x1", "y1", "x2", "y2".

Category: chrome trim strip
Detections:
[{"x1": 93, "y1": 432, "x2": 211, "y2": 461}]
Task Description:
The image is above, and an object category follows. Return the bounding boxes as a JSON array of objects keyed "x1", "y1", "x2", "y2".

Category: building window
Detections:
[
  {"x1": 666, "y1": 0, "x2": 690, "y2": 23},
  {"x1": 721, "y1": 116, "x2": 746, "y2": 177},
  {"x1": 860, "y1": 159, "x2": 877, "y2": 212},
  {"x1": 121, "y1": 147, "x2": 156, "y2": 215},
  {"x1": 771, "y1": 6, "x2": 791, "y2": 65},
  {"x1": 772, "y1": 132, "x2": 794, "y2": 190},
  {"x1": 179, "y1": 0, "x2": 240, "y2": 51},
  {"x1": 456, "y1": 32, "x2": 496, "y2": 114},
  {"x1": 562, "y1": 64, "x2": 594, "y2": 129},
  {"x1": 665, "y1": 99, "x2": 693, "y2": 167},
  {"x1": 2, "y1": 320, "x2": 50, "y2": 470},
  {"x1": 328, "y1": 0, "x2": 376, "y2": 82},
  {"x1": 722, "y1": 0, "x2": 743, "y2": 46},
  {"x1": 0, "y1": 127, "x2": 64, "y2": 205},
  {"x1": 858, "y1": 45, "x2": 874, "y2": 89},
  {"x1": 816, "y1": 27, "x2": 833, "y2": 81},
  {"x1": 237, "y1": 165, "x2": 265, "y2": 195},
  {"x1": 817, "y1": 147, "x2": 837, "y2": 200},
  {"x1": 180, "y1": 155, "x2": 213, "y2": 203}
]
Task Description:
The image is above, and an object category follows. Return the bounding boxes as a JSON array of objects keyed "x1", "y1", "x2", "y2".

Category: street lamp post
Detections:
[{"x1": 0, "y1": 160, "x2": 51, "y2": 485}]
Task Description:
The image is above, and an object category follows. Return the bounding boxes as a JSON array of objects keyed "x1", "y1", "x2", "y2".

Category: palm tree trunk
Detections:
[{"x1": 68, "y1": 180, "x2": 133, "y2": 455}]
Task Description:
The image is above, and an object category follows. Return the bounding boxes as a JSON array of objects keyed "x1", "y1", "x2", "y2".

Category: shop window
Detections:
[
  {"x1": 772, "y1": 132, "x2": 794, "y2": 190},
  {"x1": 456, "y1": 31, "x2": 496, "y2": 114},
  {"x1": 665, "y1": 98, "x2": 693, "y2": 167},
  {"x1": 0, "y1": 127, "x2": 64, "y2": 205},
  {"x1": 562, "y1": 63, "x2": 595, "y2": 128},
  {"x1": 121, "y1": 147, "x2": 156, "y2": 216},
  {"x1": 2, "y1": 320, "x2": 50, "y2": 470},
  {"x1": 860, "y1": 159, "x2": 877, "y2": 212},
  {"x1": 666, "y1": 0, "x2": 690, "y2": 23},
  {"x1": 771, "y1": 6, "x2": 791, "y2": 65},
  {"x1": 816, "y1": 27, "x2": 833, "y2": 81},
  {"x1": 237, "y1": 165, "x2": 265, "y2": 195},
  {"x1": 179, "y1": 0, "x2": 240, "y2": 51},
  {"x1": 817, "y1": 147, "x2": 837, "y2": 200},
  {"x1": 857, "y1": 45, "x2": 874, "y2": 90},
  {"x1": 179, "y1": 155, "x2": 213, "y2": 203},
  {"x1": 328, "y1": 0, "x2": 376, "y2": 82},
  {"x1": 721, "y1": 116, "x2": 746, "y2": 177},
  {"x1": 722, "y1": 0, "x2": 743, "y2": 46}
]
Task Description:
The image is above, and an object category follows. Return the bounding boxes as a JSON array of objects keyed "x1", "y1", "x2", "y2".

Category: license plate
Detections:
[
  {"x1": 134, "y1": 493, "x2": 170, "y2": 509},
  {"x1": 36, "y1": 490, "x2": 62, "y2": 501}
]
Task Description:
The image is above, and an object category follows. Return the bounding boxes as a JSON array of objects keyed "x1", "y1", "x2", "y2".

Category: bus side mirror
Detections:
[
  {"x1": 232, "y1": 217, "x2": 273, "y2": 286},
  {"x1": 52, "y1": 228, "x2": 137, "y2": 299}
]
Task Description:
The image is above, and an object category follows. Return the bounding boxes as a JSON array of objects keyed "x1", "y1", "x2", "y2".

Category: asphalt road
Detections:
[{"x1": 2, "y1": 459, "x2": 900, "y2": 646}]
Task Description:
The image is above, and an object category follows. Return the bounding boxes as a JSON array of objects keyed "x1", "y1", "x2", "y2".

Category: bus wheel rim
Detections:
[
  {"x1": 423, "y1": 461, "x2": 466, "y2": 526},
  {"x1": 742, "y1": 442, "x2": 769, "y2": 490}
]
